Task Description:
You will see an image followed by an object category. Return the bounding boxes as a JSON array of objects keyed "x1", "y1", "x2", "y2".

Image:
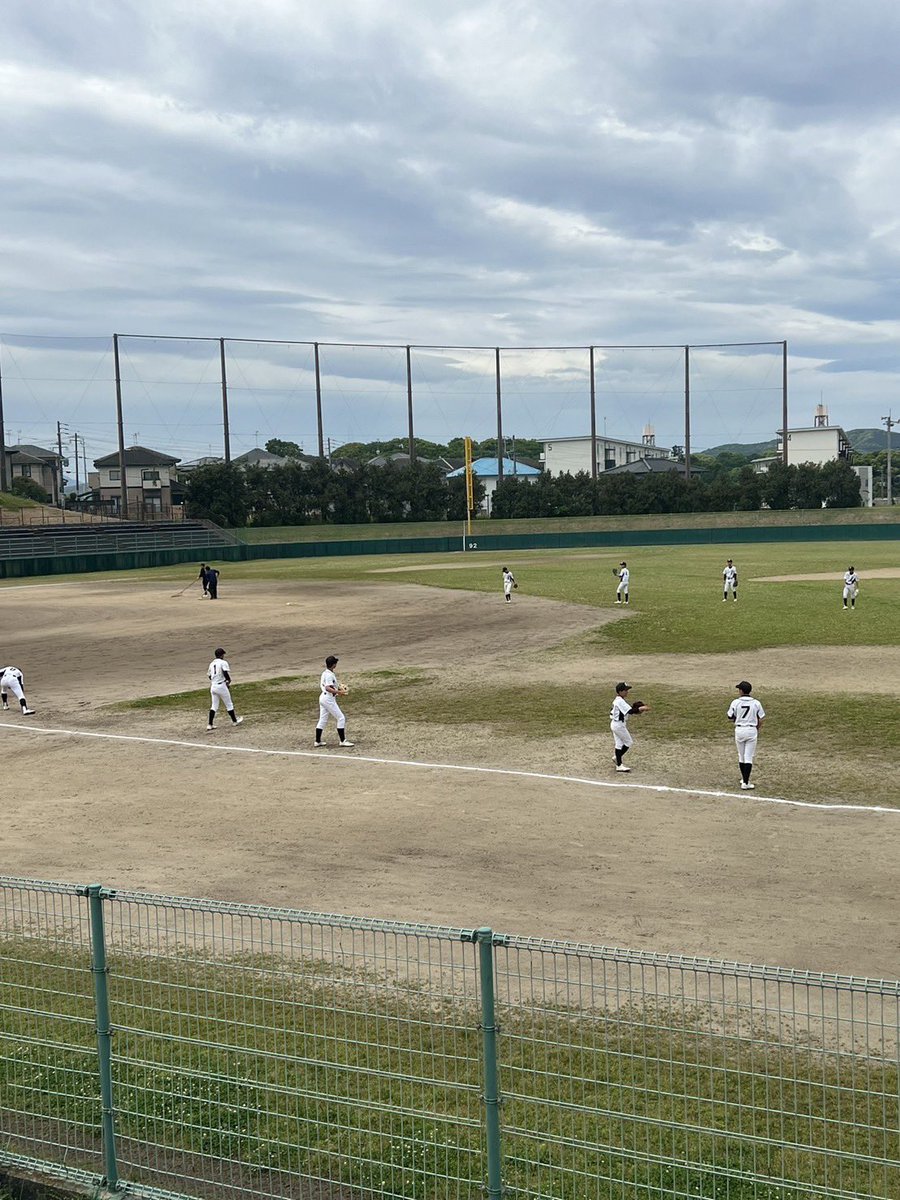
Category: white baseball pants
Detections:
[
  {"x1": 318, "y1": 693, "x2": 346, "y2": 731},
  {"x1": 610, "y1": 721, "x2": 633, "y2": 751},
  {"x1": 1, "y1": 674, "x2": 24, "y2": 702},
  {"x1": 210, "y1": 682, "x2": 234, "y2": 712},
  {"x1": 735, "y1": 727, "x2": 758, "y2": 764},
  {"x1": 843, "y1": 585, "x2": 858, "y2": 601}
]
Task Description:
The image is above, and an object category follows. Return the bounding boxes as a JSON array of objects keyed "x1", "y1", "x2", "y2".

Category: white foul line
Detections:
[{"x1": 1, "y1": 721, "x2": 896, "y2": 815}]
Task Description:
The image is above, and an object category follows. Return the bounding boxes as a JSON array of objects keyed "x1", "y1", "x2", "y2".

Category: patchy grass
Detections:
[{"x1": 118, "y1": 673, "x2": 897, "y2": 808}]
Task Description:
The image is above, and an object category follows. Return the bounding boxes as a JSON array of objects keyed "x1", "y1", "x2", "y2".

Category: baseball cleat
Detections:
[
  {"x1": 233, "y1": 716, "x2": 244, "y2": 726},
  {"x1": 206, "y1": 726, "x2": 214, "y2": 733},
  {"x1": 615, "y1": 764, "x2": 631, "y2": 772},
  {"x1": 740, "y1": 781, "x2": 756, "y2": 790},
  {"x1": 22, "y1": 708, "x2": 36, "y2": 715},
  {"x1": 339, "y1": 740, "x2": 355, "y2": 748},
  {"x1": 314, "y1": 741, "x2": 325, "y2": 747},
  {"x1": 2, "y1": 704, "x2": 8, "y2": 710}
]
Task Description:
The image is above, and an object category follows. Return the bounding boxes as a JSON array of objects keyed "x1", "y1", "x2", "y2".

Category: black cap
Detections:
[
  {"x1": 736, "y1": 681, "x2": 752, "y2": 693},
  {"x1": 620, "y1": 561, "x2": 627, "y2": 566},
  {"x1": 214, "y1": 647, "x2": 225, "y2": 657},
  {"x1": 325, "y1": 655, "x2": 339, "y2": 668},
  {"x1": 615, "y1": 681, "x2": 631, "y2": 692}
]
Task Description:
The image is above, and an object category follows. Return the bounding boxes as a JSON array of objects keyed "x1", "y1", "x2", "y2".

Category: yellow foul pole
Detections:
[{"x1": 464, "y1": 436, "x2": 474, "y2": 537}]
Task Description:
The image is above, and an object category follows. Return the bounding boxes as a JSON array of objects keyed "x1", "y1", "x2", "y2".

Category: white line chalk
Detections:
[{"x1": 0, "y1": 721, "x2": 896, "y2": 815}]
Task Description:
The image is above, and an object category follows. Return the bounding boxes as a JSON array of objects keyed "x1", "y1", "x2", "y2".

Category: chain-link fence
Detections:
[{"x1": 1, "y1": 877, "x2": 897, "y2": 1199}]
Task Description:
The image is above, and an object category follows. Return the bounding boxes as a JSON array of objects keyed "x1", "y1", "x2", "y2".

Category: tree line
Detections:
[
  {"x1": 185, "y1": 456, "x2": 863, "y2": 528},
  {"x1": 185, "y1": 460, "x2": 486, "y2": 527},
  {"x1": 491, "y1": 459, "x2": 863, "y2": 518}
]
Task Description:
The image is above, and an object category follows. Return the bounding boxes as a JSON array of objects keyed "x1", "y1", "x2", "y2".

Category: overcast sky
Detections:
[{"x1": 2, "y1": 0, "x2": 898, "y2": 461}]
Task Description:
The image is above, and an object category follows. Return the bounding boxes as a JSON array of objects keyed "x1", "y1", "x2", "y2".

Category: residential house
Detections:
[
  {"x1": 4, "y1": 444, "x2": 65, "y2": 504},
  {"x1": 90, "y1": 446, "x2": 180, "y2": 518}
]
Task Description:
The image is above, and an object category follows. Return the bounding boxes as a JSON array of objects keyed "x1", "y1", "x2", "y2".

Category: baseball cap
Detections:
[
  {"x1": 736, "y1": 680, "x2": 752, "y2": 691},
  {"x1": 214, "y1": 647, "x2": 225, "y2": 656},
  {"x1": 615, "y1": 681, "x2": 631, "y2": 692},
  {"x1": 325, "y1": 655, "x2": 339, "y2": 667}
]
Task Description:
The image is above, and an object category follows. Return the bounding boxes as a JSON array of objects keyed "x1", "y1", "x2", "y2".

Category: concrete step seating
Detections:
[{"x1": 0, "y1": 520, "x2": 236, "y2": 561}]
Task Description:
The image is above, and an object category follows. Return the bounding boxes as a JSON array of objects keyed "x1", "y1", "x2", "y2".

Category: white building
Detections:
[
  {"x1": 541, "y1": 426, "x2": 671, "y2": 476},
  {"x1": 779, "y1": 405, "x2": 852, "y2": 467}
]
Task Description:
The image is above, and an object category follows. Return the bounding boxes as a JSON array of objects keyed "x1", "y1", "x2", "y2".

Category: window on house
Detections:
[
  {"x1": 19, "y1": 465, "x2": 32, "y2": 478},
  {"x1": 109, "y1": 469, "x2": 121, "y2": 482},
  {"x1": 142, "y1": 469, "x2": 160, "y2": 482}
]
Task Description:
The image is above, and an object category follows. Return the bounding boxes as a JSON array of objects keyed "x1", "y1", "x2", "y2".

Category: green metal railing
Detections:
[{"x1": 1, "y1": 877, "x2": 898, "y2": 1199}]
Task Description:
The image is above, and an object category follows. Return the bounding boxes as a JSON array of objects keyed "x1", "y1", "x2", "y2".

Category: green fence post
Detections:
[
  {"x1": 476, "y1": 927, "x2": 503, "y2": 1199},
  {"x1": 86, "y1": 884, "x2": 121, "y2": 1192}
]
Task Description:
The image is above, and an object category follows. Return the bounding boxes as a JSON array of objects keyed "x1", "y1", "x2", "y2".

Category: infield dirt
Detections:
[{"x1": 0, "y1": 577, "x2": 897, "y2": 977}]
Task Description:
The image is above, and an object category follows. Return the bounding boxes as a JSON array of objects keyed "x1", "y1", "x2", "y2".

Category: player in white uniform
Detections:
[
  {"x1": 502, "y1": 567, "x2": 517, "y2": 602},
  {"x1": 0, "y1": 666, "x2": 35, "y2": 715},
  {"x1": 842, "y1": 567, "x2": 859, "y2": 610},
  {"x1": 727, "y1": 680, "x2": 765, "y2": 790},
  {"x1": 615, "y1": 562, "x2": 630, "y2": 604},
  {"x1": 722, "y1": 559, "x2": 738, "y2": 602},
  {"x1": 609, "y1": 681, "x2": 649, "y2": 771},
  {"x1": 206, "y1": 648, "x2": 243, "y2": 732},
  {"x1": 315, "y1": 654, "x2": 354, "y2": 748}
]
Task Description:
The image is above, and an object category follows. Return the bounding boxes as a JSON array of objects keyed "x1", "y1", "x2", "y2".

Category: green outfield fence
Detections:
[
  {"x1": 0, "y1": 521, "x2": 898, "y2": 579},
  {"x1": 1, "y1": 878, "x2": 897, "y2": 1200}
]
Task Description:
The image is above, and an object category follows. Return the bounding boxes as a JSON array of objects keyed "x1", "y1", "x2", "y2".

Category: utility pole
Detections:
[
  {"x1": 113, "y1": 334, "x2": 129, "y2": 519},
  {"x1": 57, "y1": 420, "x2": 64, "y2": 506},
  {"x1": 0, "y1": 346, "x2": 7, "y2": 492},
  {"x1": 219, "y1": 338, "x2": 231, "y2": 464},
  {"x1": 883, "y1": 410, "x2": 896, "y2": 505},
  {"x1": 73, "y1": 433, "x2": 81, "y2": 492}
]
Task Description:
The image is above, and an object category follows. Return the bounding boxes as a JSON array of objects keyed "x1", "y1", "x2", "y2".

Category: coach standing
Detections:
[{"x1": 205, "y1": 565, "x2": 220, "y2": 600}]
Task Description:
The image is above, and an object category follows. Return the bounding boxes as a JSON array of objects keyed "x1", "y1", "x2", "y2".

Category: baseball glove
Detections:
[
  {"x1": 337, "y1": 685, "x2": 350, "y2": 697},
  {"x1": 513, "y1": 582, "x2": 518, "y2": 589},
  {"x1": 612, "y1": 567, "x2": 621, "y2": 577},
  {"x1": 628, "y1": 701, "x2": 648, "y2": 715}
]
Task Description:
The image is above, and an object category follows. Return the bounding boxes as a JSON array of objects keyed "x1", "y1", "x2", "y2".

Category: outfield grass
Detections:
[{"x1": 235, "y1": 506, "x2": 900, "y2": 543}]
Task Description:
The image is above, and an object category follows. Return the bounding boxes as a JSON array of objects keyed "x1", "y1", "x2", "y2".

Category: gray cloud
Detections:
[{"x1": 1, "y1": 0, "x2": 897, "y2": 461}]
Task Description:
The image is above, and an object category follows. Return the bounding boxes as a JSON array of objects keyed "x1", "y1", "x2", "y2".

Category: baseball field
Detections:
[{"x1": 1, "y1": 538, "x2": 898, "y2": 978}]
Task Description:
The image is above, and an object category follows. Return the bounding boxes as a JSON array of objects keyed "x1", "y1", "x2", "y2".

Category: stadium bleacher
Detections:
[{"x1": 0, "y1": 520, "x2": 238, "y2": 560}]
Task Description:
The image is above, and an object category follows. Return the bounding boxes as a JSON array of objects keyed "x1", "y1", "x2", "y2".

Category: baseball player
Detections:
[
  {"x1": 206, "y1": 648, "x2": 243, "y2": 731},
  {"x1": 0, "y1": 666, "x2": 35, "y2": 715},
  {"x1": 609, "y1": 682, "x2": 649, "y2": 772},
  {"x1": 198, "y1": 564, "x2": 209, "y2": 596},
  {"x1": 204, "y1": 565, "x2": 220, "y2": 600},
  {"x1": 501, "y1": 566, "x2": 518, "y2": 602},
  {"x1": 615, "y1": 562, "x2": 630, "y2": 604},
  {"x1": 842, "y1": 566, "x2": 859, "y2": 610},
  {"x1": 315, "y1": 654, "x2": 354, "y2": 748},
  {"x1": 722, "y1": 559, "x2": 738, "y2": 602},
  {"x1": 727, "y1": 681, "x2": 765, "y2": 790}
]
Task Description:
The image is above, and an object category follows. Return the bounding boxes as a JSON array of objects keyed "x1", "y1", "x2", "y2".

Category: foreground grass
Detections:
[
  {"x1": 235, "y1": 506, "x2": 900, "y2": 543},
  {"x1": 0, "y1": 939, "x2": 896, "y2": 1200}
]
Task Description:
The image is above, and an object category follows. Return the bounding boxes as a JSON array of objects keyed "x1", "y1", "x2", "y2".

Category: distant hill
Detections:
[
  {"x1": 700, "y1": 439, "x2": 777, "y2": 459},
  {"x1": 702, "y1": 428, "x2": 885, "y2": 458}
]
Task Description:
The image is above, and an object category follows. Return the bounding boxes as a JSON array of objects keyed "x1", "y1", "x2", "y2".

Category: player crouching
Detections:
[{"x1": 1, "y1": 666, "x2": 36, "y2": 715}]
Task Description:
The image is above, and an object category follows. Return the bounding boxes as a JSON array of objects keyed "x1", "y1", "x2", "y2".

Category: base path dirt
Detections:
[{"x1": 0, "y1": 578, "x2": 896, "y2": 978}]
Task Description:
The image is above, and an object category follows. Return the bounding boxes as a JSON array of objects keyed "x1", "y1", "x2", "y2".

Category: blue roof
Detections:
[{"x1": 446, "y1": 456, "x2": 540, "y2": 478}]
